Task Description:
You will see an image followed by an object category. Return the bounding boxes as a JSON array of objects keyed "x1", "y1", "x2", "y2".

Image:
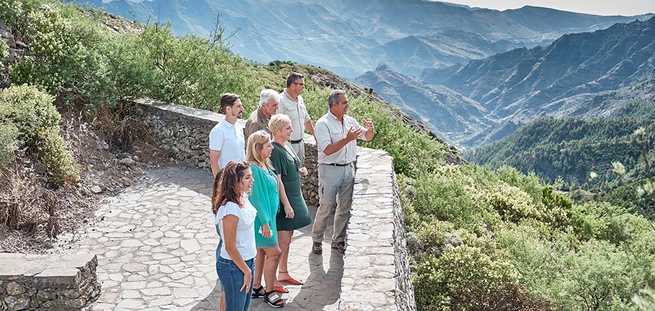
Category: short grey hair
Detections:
[
  {"x1": 259, "y1": 89, "x2": 280, "y2": 107},
  {"x1": 328, "y1": 90, "x2": 346, "y2": 108}
]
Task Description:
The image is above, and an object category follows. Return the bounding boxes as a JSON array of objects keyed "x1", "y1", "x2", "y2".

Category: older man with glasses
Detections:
[{"x1": 279, "y1": 72, "x2": 315, "y2": 163}]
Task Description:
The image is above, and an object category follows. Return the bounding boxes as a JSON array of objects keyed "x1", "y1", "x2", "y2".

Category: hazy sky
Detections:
[{"x1": 444, "y1": 0, "x2": 655, "y2": 16}]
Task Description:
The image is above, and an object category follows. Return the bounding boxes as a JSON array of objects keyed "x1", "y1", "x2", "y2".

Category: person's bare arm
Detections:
[
  {"x1": 305, "y1": 119, "x2": 315, "y2": 136},
  {"x1": 362, "y1": 119, "x2": 375, "y2": 141},
  {"x1": 210, "y1": 150, "x2": 221, "y2": 177},
  {"x1": 222, "y1": 215, "x2": 252, "y2": 292},
  {"x1": 323, "y1": 127, "x2": 361, "y2": 156}
]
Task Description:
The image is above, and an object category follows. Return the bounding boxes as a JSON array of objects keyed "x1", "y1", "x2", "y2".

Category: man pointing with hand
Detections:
[{"x1": 312, "y1": 90, "x2": 375, "y2": 255}]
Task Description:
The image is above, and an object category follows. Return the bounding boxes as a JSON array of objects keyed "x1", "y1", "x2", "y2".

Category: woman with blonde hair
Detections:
[
  {"x1": 268, "y1": 114, "x2": 312, "y2": 286},
  {"x1": 246, "y1": 130, "x2": 291, "y2": 307}
]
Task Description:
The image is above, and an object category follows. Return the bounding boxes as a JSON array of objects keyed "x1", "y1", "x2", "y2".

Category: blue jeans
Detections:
[{"x1": 216, "y1": 255, "x2": 255, "y2": 311}]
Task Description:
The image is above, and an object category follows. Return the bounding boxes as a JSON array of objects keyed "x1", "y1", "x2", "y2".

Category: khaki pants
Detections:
[
  {"x1": 312, "y1": 164, "x2": 354, "y2": 244},
  {"x1": 290, "y1": 141, "x2": 305, "y2": 165}
]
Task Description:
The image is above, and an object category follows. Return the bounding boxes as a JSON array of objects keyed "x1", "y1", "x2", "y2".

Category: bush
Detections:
[
  {"x1": 413, "y1": 246, "x2": 549, "y2": 311},
  {"x1": 0, "y1": 85, "x2": 78, "y2": 185},
  {"x1": 0, "y1": 123, "x2": 19, "y2": 167},
  {"x1": 36, "y1": 127, "x2": 79, "y2": 184},
  {"x1": 10, "y1": 4, "x2": 105, "y2": 98},
  {"x1": 486, "y1": 184, "x2": 541, "y2": 222},
  {"x1": 0, "y1": 85, "x2": 59, "y2": 143}
]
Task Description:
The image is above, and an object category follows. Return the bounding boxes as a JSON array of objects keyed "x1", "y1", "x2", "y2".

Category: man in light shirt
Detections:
[
  {"x1": 210, "y1": 93, "x2": 245, "y2": 177},
  {"x1": 208, "y1": 93, "x2": 245, "y2": 311},
  {"x1": 312, "y1": 90, "x2": 374, "y2": 255},
  {"x1": 279, "y1": 72, "x2": 315, "y2": 163}
]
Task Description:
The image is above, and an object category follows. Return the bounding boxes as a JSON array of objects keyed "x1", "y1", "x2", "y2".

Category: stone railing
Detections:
[
  {"x1": 0, "y1": 253, "x2": 100, "y2": 310},
  {"x1": 134, "y1": 100, "x2": 415, "y2": 310},
  {"x1": 339, "y1": 148, "x2": 416, "y2": 311}
]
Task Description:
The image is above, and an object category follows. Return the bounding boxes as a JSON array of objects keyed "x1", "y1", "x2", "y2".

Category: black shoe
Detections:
[
  {"x1": 312, "y1": 241, "x2": 322, "y2": 255},
  {"x1": 331, "y1": 241, "x2": 346, "y2": 254},
  {"x1": 252, "y1": 286, "x2": 265, "y2": 299}
]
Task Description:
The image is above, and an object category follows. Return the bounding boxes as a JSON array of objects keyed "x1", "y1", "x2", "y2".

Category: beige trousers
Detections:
[{"x1": 312, "y1": 164, "x2": 354, "y2": 244}]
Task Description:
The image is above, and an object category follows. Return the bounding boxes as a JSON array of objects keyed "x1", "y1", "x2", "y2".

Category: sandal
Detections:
[
  {"x1": 273, "y1": 284, "x2": 289, "y2": 293},
  {"x1": 252, "y1": 286, "x2": 265, "y2": 299},
  {"x1": 278, "y1": 273, "x2": 303, "y2": 286},
  {"x1": 264, "y1": 291, "x2": 285, "y2": 308}
]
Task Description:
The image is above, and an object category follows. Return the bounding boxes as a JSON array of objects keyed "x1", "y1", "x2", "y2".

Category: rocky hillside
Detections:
[
  {"x1": 469, "y1": 100, "x2": 655, "y2": 217},
  {"x1": 441, "y1": 17, "x2": 655, "y2": 118},
  {"x1": 357, "y1": 65, "x2": 496, "y2": 145},
  {"x1": 68, "y1": 0, "x2": 650, "y2": 78}
]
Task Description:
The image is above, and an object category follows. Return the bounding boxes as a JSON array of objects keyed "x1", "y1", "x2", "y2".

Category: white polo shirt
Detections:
[
  {"x1": 315, "y1": 111, "x2": 367, "y2": 165},
  {"x1": 209, "y1": 120, "x2": 245, "y2": 168},
  {"x1": 279, "y1": 89, "x2": 310, "y2": 142}
]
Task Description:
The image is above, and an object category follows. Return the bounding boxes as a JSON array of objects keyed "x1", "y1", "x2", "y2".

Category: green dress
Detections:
[
  {"x1": 270, "y1": 142, "x2": 312, "y2": 231},
  {"x1": 250, "y1": 164, "x2": 279, "y2": 248}
]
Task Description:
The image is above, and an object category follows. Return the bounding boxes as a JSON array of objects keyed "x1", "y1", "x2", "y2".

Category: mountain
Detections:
[
  {"x1": 441, "y1": 17, "x2": 655, "y2": 118},
  {"x1": 416, "y1": 16, "x2": 655, "y2": 145},
  {"x1": 357, "y1": 65, "x2": 496, "y2": 144},
  {"x1": 67, "y1": 0, "x2": 651, "y2": 78}
]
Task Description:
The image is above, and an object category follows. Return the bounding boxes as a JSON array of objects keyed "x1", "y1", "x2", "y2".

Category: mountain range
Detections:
[
  {"x1": 69, "y1": 0, "x2": 654, "y2": 149},
  {"x1": 361, "y1": 16, "x2": 655, "y2": 147},
  {"x1": 68, "y1": 0, "x2": 650, "y2": 78}
]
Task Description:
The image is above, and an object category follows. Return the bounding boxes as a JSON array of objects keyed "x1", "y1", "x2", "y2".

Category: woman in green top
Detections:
[
  {"x1": 247, "y1": 130, "x2": 291, "y2": 307},
  {"x1": 268, "y1": 114, "x2": 312, "y2": 286}
]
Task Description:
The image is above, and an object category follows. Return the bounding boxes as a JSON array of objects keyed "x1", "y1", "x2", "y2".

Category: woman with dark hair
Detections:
[{"x1": 213, "y1": 161, "x2": 257, "y2": 311}]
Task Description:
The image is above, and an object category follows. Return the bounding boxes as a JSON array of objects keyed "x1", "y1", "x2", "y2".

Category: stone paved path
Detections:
[{"x1": 67, "y1": 167, "x2": 344, "y2": 310}]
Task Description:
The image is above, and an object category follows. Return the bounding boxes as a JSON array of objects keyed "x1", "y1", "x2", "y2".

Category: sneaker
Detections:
[{"x1": 312, "y1": 241, "x2": 322, "y2": 255}]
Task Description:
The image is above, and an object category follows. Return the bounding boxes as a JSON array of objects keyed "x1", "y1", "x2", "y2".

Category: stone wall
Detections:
[
  {"x1": 135, "y1": 99, "x2": 320, "y2": 208},
  {"x1": 0, "y1": 253, "x2": 99, "y2": 310},
  {"x1": 339, "y1": 148, "x2": 417, "y2": 311},
  {"x1": 135, "y1": 100, "x2": 415, "y2": 310}
]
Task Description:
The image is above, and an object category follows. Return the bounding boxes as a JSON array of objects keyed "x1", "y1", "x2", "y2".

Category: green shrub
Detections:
[
  {"x1": 0, "y1": 39, "x2": 8, "y2": 64},
  {"x1": 36, "y1": 127, "x2": 79, "y2": 184},
  {"x1": 556, "y1": 240, "x2": 649, "y2": 310},
  {"x1": 10, "y1": 4, "x2": 105, "y2": 98},
  {"x1": 0, "y1": 123, "x2": 19, "y2": 167},
  {"x1": 486, "y1": 184, "x2": 541, "y2": 222},
  {"x1": 413, "y1": 246, "x2": 550, "y2": 311},
  {"x1": 0, "y1": 85, "x2": 78, "y2": 185},
  {"x1": 0, "y1": 85, "x2": 59, "y2": 144}
]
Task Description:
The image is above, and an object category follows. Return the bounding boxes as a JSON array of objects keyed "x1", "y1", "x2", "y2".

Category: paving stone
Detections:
[{"x1": 76, "y1": 158, "x2": 406, "y2": 310}]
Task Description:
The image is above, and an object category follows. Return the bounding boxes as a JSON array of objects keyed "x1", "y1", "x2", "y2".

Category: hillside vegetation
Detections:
[
  {"x1": 1, "y1": 0, "x2": 654, "y2": 310},
  {"x1": 470, "y1": 101, "x2": 655, "y2": 219}
]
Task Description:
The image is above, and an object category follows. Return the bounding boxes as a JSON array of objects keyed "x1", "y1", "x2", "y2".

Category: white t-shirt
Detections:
[
  {"x1": 209, "y1": 121, "x2": 245, "y2": 168},
  {"x1": 215, "y1": 200, "x2": 257, "y2": 261}
]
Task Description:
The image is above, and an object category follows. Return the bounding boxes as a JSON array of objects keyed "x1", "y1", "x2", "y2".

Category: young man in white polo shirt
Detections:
[
  {"x1": 279, "y1": 72, "x2": 315, "y2": 164},
  {"x1": 312, "y1": 90, "x2": 374, "y2": 255},
  {"x1": 208, "y1": 93, "x2": 245, "y2": 311},
  {"x1": 210, "y1": 93, "x2": 246, "y2": 178}
]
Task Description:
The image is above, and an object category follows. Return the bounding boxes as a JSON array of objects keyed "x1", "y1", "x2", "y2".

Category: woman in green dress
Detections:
[
  {"x1": 268, "y1": 114, "x2": 312, "y2": 286},
  {"x1": 246, "y1": 130, "x2": 291, "y2": 307}
]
